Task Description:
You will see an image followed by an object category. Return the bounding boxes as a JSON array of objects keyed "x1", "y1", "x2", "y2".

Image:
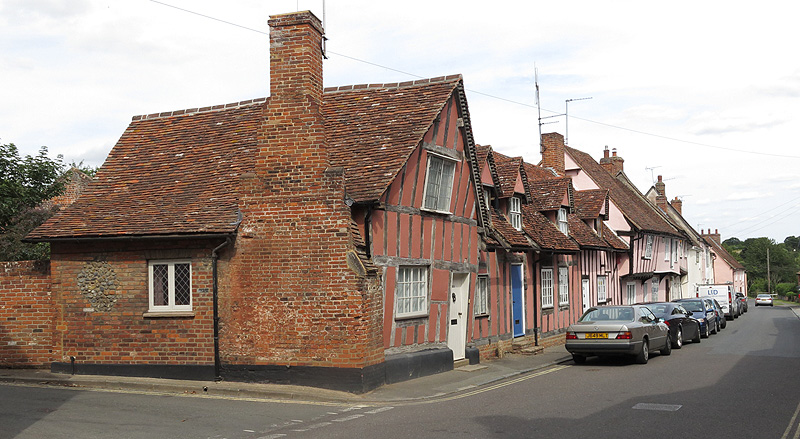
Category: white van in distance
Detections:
[{"x1": 697, "y1": 284, "x2": 740, "y2": 320}]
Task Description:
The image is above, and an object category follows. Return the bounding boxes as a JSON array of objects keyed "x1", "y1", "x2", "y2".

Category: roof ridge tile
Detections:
[{"x1": 132, "y1": 97, "x2": 268, "y2": 121}]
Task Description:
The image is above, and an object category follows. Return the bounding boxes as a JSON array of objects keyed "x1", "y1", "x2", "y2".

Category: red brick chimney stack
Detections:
[
  {"x1": 654, "y1": 175, "x2": 668, "y2": 212},
  {"x1": 599, "y1": 147, "x2": 624, "y2": 175},
  {"x1": 540, "y1": 132, "x2": 566, "y2": 176},
  {"x1": 701, "y1": 228, "x2": 722, "y2": 245},
  {"x1": 671, "y1": 196, "x2": 683, "y2": 215}
]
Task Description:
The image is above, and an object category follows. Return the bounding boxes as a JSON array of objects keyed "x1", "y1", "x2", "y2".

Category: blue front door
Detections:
[{"x1": 511, "y1": 264, "x2": 524, "y2": 337}]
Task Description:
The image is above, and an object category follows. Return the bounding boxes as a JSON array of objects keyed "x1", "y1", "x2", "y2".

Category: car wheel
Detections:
[
  {"x1": 721, "y1": 318, "x2": 727, "y2": 329},
  {"x1": 572, "y1": 354, "x2": 586, "y2": 364},
  {"x1": 692, "y1": 325, "x2": 701, "y2": 343},
  {"x1": 635, "y1": 338, "x2": 649, "y2": 364},
  {"x1": 660, "y1": 334, "x2": 672, "y2": 356},
  {"x1": 673, "y1": 327, "x2": 683, "y2": 349},
  {"x1": 701, "y1": 323, "x2": 709, "y2": 338},
  {"x1": 711, "y1": 320, "x2": 718, "y2": 334}
]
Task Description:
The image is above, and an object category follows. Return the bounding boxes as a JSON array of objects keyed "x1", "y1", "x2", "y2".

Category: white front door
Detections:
[
  {"x1": 447, "y1": 273, "x2": 469, "y2": 361},
  {"x1": 582, "y1": 278, "x2": 591, "y2": 312}
]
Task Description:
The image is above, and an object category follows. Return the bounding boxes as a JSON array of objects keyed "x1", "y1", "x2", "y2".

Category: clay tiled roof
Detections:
[
  {"x1": 528, "y1": 177, "x2": 572, "y2": 211},
  {"x1": 30, "y1": 76, "x2": 463, "y2": 240},
  {"x1": 573, "y1": 189, "x2": 608, "y2": 220},
  {"x1": 325, "y1": 76, "x2": 462, "y2": 202},
  {"x1": 567, "y1": 215, "x2": 608, "y2": 248},
  {"x1": 566, "y1": 146, "x2": 679, "y2": 235},
  {"x1": 489, "y1": 211, "x2": 533, "y2": 250},
  {"x1": 521, "y1": 205, "x2": 579, "y2": 252},
  {"x1": 601, "y1": 223, "x2": 629, "y2": 250},
  {"x1": 29, "y1": 100, "x2": 265, "y2": 239},
  {"x1": 491, "y1": 151, "x2": 524, "y2": 198},
  {"x1": 523, "y1": 162, "x2": 557, "y2": 181}
]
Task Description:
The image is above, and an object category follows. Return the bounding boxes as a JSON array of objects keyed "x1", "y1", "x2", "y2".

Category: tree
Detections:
[
  {"x1": 740, "y1": 237, "x2": 798, "y2": 293},
  {"x1": 784, "y1": 236, "x2": 800, "y2": 253},
  {"x1": 0, "y1": 143, "x2": 65, "y2": 261}
]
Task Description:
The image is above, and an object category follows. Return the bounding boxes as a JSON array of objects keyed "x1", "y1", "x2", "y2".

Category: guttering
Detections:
[{"x1": 211, "y1": 236, "x2": 232, "y2": 381}]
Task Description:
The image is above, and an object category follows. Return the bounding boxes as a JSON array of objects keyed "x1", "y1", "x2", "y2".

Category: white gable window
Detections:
[
  {"x1": 423, "y1": 154, "x2": 456, "y2": 213},
  {"x1": 509, "y1": 197, "x2": 522, "y2": 231},
  {"x1": 665, "y1": 238, "x2": 671, "y2": 262},
  {"x1": 557, "y1": 208, "x2": 569, "y2": 235},
  {"x1": 541, "y1": 268, "x2": 554, "y2": 309},
  {"x1": 149, "y1": 260, "x2": 192, "y2": 312},
  {"x1": 483, "y1": 187, "x2": 492, "y2": 211},
  {"x1": 396, "y1": 266, "x2": 428, "y2": 318},
  {"x1": 626, "y1": 282, "x2": 636, "y2": 305},
  {"x1": 558, "y1": 266, "x2": 570, "y2": 305},
  {"x1": 644, "y1": 235, "x2": 654, "y2": 259},
  {"x1": 651, "y1": 276, "x2": 659, "y2": 301},
  {"x1": 597, "y1": 275, "x2": 607, "y2": 302},
  {"x1": 474, "y1": 275, "x2": 489, "y2": 316}
]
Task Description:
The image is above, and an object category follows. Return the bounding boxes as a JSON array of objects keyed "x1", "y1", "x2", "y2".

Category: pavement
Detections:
[{"x1": 0, "y1": 347, "x2": 572, "y2": 405}]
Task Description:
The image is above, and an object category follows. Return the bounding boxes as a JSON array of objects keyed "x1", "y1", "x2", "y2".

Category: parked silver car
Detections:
[{"x1": 565, "y1": 305, "x2": 671, "y2": 364}]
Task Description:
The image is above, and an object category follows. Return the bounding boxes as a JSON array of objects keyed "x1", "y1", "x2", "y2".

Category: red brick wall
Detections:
[
  {"x1": 220, "y1": 11, "x2": 384, "y2": 370},
  {"x1": 48, "y1": 240, "x2": 216, "y2": 366},
  {"x1": 0, "y1": 260, "x2": 54, "y2": 367}
]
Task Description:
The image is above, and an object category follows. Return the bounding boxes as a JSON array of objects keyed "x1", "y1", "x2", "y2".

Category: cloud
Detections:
[{"x1": 725, "y1": 191, "x2": 768, "y2": 201}]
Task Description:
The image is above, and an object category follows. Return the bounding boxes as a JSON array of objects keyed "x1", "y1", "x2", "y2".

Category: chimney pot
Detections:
[{"x1": 603, "y1": 146, "x2": 610, "y2": 159}]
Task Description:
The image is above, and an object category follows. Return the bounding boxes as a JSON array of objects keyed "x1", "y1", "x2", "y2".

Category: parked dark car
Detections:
[
  {"x1": 674, "y1": 298, "x2": 716, "y2": 338},
  {"x1": 565, "y1": 305, "x2": 671, "y2": 364},
  {"x1": 708, "y1": 298, "x2": 726, "y2": 330},
  {"x1": 637, "y1": 302, "x2": 701, "y2": 348},
  {"x1": 735, "y1": 292, "x2": 748, "y2": 313}
]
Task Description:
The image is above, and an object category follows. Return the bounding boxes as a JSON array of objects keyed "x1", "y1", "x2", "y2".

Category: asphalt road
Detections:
[{"x1": 2, "y1": 302, "x2": 799, "y2": 439}]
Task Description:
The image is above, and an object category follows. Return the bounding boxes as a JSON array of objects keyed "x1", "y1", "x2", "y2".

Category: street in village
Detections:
[{"x1": 2, "y1": 300, "x2": 799, "y2": 439}]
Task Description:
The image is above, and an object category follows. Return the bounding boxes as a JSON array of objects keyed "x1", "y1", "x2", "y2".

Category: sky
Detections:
[{"x1": 2, "y1": 0, "x2": 799, "y2": 243}]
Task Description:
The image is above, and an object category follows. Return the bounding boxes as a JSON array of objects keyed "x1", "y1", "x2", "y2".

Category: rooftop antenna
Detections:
[
  {"x1": 645, "y1": 166, "x2": 661, "y2": 184},
  {"x1": 321, "y1": 0, "x2": 328, "y2": 59},
  {"x1": 536, "y1": 68, "x2": 563, "y2": 153},
  {"x1": 565, "y1": 96, "x2": 592, "y2": 145}
]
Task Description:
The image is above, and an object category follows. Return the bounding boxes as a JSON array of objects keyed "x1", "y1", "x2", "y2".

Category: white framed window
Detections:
[
  {"x1": 664, "y1": 238, "x2": 671, "y2": 262},
  {"x1": 541, "y1": 268, "x2": 554, "y2": 309},
  {"x1": 644, "y1": 235, "x2": 654, "y2": 259},
  {"x1": 474, "y1": 275, "x2": 489, "y2": 316},
  {"x1": 483, "y1": 187, "x2": 492, "y2": 211},
  {"x1": 672, "y1": 239, "x2": 678, "y2": 263},
  {"x1": 558, "y1": 266, "x2": 570, "y2": 305},
  {"x1": 148, "y1": 260, "x2": 192, "y2": 312},
  {"x1": 626, "y1": 282, "x2": 636, "y2": 305},
  {"x1": 509, "y1": 197, "x2": 522, "y2": 231},
  {"x1": 557, "y1": 208, "x2": 569, "y2": 235},
  {"x1": 651, "y1": 276, "x2": 659, "y2": 301},
  {"x1": 597, "y1": 275, "x2": 607, "y2": 302},
  {"x1": 396, "y1": 266, "x2": 428, "y2": 318},
  {"x1": 422, "y1": 154, "x2": 456, "y2": 212}
]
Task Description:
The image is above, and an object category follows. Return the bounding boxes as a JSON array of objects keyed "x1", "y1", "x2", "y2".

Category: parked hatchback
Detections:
[
  {"x1": 637, "y1": 302, "x2": 701, "y2": 348},
  {"x1": 674, "y1": 298, "x2": 716, "y2": 338},
  {"x1": 736, "y1": 292, "x2": 748, "y2": 313},
  {"x1": 755, "y1": 294, "x2": 774, "y2": 306},
  {"x1": 565, "y1": 305, "x2": 671, "y2": 364}
]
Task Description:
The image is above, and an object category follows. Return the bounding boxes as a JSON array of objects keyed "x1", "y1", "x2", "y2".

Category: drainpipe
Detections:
[{"x1": 211, "y1": 237, "x2": 232, "y2": 381}]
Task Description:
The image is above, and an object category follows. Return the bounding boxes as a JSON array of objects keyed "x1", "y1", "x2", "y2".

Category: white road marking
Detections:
[
  {"x1": 333, "y1": 414, "x2": 365, "y2": 422},
  {"x1": 780, "y1": 400, "x2": 800, "y2": 439},
  {"x1": 632, "y1": 403, "x2": 682, "y2": 412},
  {"x1": 364, "y1": 406, "x2": 394, "y2": 414}
]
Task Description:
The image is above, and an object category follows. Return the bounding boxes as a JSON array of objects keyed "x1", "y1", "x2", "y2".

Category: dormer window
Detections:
[
  {"x1": 557, "y1": 208, "x2": 568, "y2": 235},
  {"x1": 483, "y1": 187, "x2": 492, "y2": 211},
  {"x1": 423, "y1": 154, "x2": 456, "y2": 213},
  {"x1": 509, "y1": 197, "x2": 522, "y2": 231}
]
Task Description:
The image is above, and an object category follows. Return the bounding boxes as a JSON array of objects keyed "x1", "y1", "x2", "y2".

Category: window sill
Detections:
[
  {"x1": 143, "y1": 311, "x2": 195, "y2": 318},
  {"x1": 395, "y1": 312, "x2": 428, "y2": 321},
  {"x1": 420, "y1": 207, "x2": 453, "y2": 216},
  {"x1": 474, "y1": 313, "x2": 490, "y2": 318}
]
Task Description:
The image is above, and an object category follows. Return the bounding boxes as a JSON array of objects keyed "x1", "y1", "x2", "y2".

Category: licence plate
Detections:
[{"x1": 585, "y1": 333, "x2": 608, "y2": 339}]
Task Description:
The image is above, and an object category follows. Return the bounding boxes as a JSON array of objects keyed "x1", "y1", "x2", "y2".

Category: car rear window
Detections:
[
  {"x1": 681, "y1": 301, "x2": 704, "y2": 312},
  {"x1": 580, "y1": 307, "x2": 634, "y2": 322}
]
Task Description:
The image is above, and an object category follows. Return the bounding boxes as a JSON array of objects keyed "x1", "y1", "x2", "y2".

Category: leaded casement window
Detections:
[
  {"x1": 626, "y1": 282, "x2": 636, "y2": 305},
  {"x1": 557, "y1": 208, "x2": 569, "y2": 235},
  {"x1": 644, "y1": 235, "x2": 654, "y2": 259},
  {"x1": 597, "y1": 275, "x2": 607, "y2": 302},
  {"x1": 541, "y1": 268, "x2": 554, "y2": 309},
  {"x1": 423, "y1": 154, "x2": 456, "y2": 213},
  {"x1": 148, "y1": 260, "x2": 192, "y2": 312},
  {"x1": 664, "y1": 238, "x2": 671, "y2": 262},
  {"x1": 673, "y1": 239, "x2": 679, "y2": 263},
  {"x1": 509, "y1": 196, "x2": 522, "y2": 231},
  {"x1": 396, "y1": 266, "x2": 428, "y2": 318},
  {"x1": 558, "y1": 266, "x2": 570, "y2": 305},
  {"x1": 474, "y1": 275, "x2": 489, "y2": 316},
  {"x1": 651, "y1": 276, "x2": 659, "y2": 301}
]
